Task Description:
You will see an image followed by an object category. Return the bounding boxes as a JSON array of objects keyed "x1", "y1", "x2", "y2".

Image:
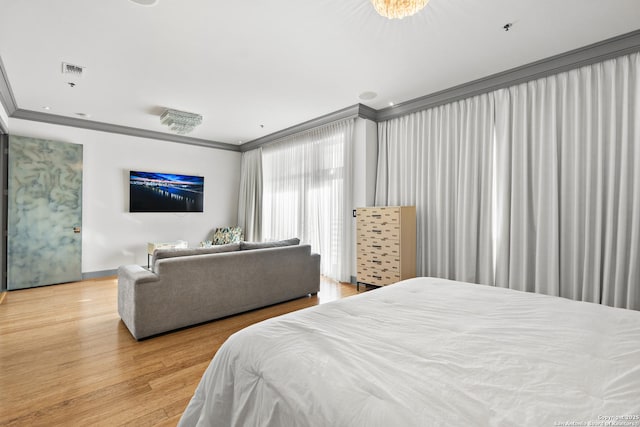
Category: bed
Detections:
[{"x1": 178, "y1": 277, "x2": 640, "y2": 426}]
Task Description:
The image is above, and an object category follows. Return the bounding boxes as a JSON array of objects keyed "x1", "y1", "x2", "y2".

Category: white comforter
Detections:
[{"x1": 179, "y1": 277, "x2": 640, "y2": 427}]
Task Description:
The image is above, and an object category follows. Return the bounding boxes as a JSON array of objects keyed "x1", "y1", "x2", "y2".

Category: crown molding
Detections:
[
  {"x1": 239, "y1": 103, "x2": 380, "y2": 152},
  {"x1": 0, "y1": 55, "x2": 15, "y2": 133},
  {"x1": 2, "y1": 29, "x2": 640, "y2": 150},
  {"x1": 0, "y1": 56, "x2": 17, "y2": 117},
  {"x1": 240, "y1": 104, "x2": 359, "y2": 152},
  {"x1": 1, "y1": 53, "x2": 239, "y2": 151},
  {"x1": 240, "y1": 29, "x2": 640, "y2": 150},
  {"x1": 357, "y1": 103, "x2": 378, "y2": 121},
  {"x1": 376, "y1": 29, "x2": 640, "y2": 121},
  {"x1": 10, "y1": 109, "x2": 240, "y2": 151}
]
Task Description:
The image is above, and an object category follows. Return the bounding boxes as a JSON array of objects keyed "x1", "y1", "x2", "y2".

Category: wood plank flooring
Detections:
[{"x1": 0, "y1": 276, "x2": 363, "y2": 426}]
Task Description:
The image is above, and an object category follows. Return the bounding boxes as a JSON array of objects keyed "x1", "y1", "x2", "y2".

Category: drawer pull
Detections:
[
  {"x1": 372, "y1": 214, "x2": 381, "y2": 218},
  {"x1": 372, "y1": 245, "x2": 382, "y2": 249},
  {"x1": 372, "y1": 275, "x2": 382, "y2": 279},
  {"x1": 371, "y1": 260, "x2": 382, "y2": 265},
  {"x1": 371, "y1": 229, "x2": 382, "y2": 234}
]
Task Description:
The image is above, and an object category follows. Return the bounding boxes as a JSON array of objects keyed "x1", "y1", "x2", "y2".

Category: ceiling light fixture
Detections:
[
  {"x1": 371, "y1": 0, "x2": 429, "y2": 19},
  {"x1": 160, "y1": 109, "x2": 202, "y2": 135}
]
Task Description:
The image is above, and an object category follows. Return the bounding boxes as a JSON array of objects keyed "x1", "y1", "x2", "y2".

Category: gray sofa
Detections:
[{"x1": 118, "y1": 242, "x2": 320, "y2": 340}]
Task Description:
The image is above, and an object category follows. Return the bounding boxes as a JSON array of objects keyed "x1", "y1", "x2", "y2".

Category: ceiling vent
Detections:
[{"x1": 61, "y1": 62, "x2": 86, "y2": 78}]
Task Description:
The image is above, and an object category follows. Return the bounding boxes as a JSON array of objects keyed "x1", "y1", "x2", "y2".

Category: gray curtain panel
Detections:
[
  {"x1": 376, "y1": 52, "x2": 640, "y2": 310},
  {"x1": 237, "y1": 148, "x2": 263, "y2": 242},
  {"x1": 376, "y1": 94, "x2": 496, "y2": 286},
  {"x1": 493, "y1": 53, "x2": 640, "y2": 310}
]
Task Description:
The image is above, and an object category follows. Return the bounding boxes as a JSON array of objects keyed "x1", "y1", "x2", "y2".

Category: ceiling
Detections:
[{"x1": 1, "y1": 0, "x2": 639, "y2": 146}]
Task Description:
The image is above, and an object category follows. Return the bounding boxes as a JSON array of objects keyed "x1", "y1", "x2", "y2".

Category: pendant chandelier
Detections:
[{"x1": 371, "y1": 0, "x2": 430, "y2": 19}]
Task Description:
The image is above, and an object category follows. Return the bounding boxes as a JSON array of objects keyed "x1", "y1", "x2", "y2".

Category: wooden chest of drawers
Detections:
[{"x1": 356, "y1": 206, "x2": 416, "y2": 287}]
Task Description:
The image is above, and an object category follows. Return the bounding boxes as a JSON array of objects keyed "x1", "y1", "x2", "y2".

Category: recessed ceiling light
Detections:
[
  {"x1": 42, "y1": 106, "x2": 50, "y2": 111},
  {"x1": 75, "y1": 112, "x2": 91, "y2": 118},
  {"x1": 359, "y1": 91, "x2": 378, "y2": 100},
  {"x1": 129, "y1": 0, "x2": 159, "y2": 5},
  {"x1": 389, "y1": 101, "x2": 395, "y2": 106}
]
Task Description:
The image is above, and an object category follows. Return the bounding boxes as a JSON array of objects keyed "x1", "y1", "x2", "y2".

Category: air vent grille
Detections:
[{"x1": 62, "y1": 62, "x2": 85, "y2": 77}]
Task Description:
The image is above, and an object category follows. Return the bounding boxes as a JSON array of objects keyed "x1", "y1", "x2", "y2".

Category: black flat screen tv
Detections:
[{"x1": 129, "y1": 170, "x2": 204, "y2": 212}]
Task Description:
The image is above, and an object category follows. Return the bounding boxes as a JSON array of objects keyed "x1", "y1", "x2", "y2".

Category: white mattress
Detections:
[{"x1": 179, "y1": 277, "x2": 640, "y2": 427}]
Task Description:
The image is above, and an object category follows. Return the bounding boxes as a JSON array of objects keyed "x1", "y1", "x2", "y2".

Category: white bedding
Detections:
[{"x1": 179, "y1": 277, "x2": 640, "y2": 427}]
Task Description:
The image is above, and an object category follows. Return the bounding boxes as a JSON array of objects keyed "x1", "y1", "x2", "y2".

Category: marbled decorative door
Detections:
[{"x1": 7, "y1": 135, "x2": 83, "y2": 290}]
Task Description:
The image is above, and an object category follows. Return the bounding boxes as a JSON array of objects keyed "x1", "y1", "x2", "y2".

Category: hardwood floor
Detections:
[{"x1": 0, "y1": 276, "x2": 363, "y2": 426}]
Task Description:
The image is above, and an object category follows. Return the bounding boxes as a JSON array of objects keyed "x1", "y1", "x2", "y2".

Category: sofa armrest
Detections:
[
  {"x1": 310, "y1": 252, "x2": 321, "y2": 292},
  {"x1": 118, "y1": 265, "x2": 159, "y2": 340},
  {"x1": 119, "y1": 264, "x2": 159, "y2": 284}
]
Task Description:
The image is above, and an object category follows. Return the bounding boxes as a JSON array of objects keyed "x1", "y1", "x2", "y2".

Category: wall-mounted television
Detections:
[{"x1": 129, "y1": 170, "x2": 204, "y2": 213}]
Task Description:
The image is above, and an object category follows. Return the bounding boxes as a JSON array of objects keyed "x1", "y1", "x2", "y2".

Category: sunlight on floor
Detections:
[{"x1": 317, "y1": 276, "x2": 360, "y2": 304}]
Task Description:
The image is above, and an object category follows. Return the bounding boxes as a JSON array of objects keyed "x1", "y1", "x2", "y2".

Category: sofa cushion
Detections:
[
  {"x1": 153, "y1": 243, "x2": 240, "y2": 270},
  {"x1": 240, "y1": 238, "x2": 300, "y2": 251}
]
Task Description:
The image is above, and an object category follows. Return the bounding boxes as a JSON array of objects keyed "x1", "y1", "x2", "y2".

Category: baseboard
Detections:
[
  {"x1": 0, "y1": 291, "x2": 6, "y2": 304},
  {"x1": 82, "y1": 269, "x2": 118, "y2": 280}
]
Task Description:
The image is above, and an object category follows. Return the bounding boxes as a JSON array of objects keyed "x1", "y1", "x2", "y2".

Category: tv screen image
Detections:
[{"x1": 129, "y1": 170, "x2": 204, "y2": 212}]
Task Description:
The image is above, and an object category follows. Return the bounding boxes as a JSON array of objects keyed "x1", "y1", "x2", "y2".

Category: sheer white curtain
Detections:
[
  {"x1": 376, "y1": 94, "x2": 496, "y2": 284},
  {"x1": 262, "y1": 119, "x2": 354, "y2": 282},
  {"x1": 494, "y1": 53, "x2": 640, "y2": 310},
  {"x1": 237, "y1": 148, "x2": 262, "y2": 242}
]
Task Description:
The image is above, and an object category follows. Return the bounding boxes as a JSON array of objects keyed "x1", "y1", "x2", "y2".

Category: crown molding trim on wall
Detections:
[
  {"x1": 240, "y1": 29, "x2": 640, "y2": 150},
  {"x1": 240, "y1": 103, "x2": 379, "y2": 153},
  {"x1": 240, "y1": 104, "x2": 358, "y2": 152},
  {"x1": 0, "y1": 56, "x2": 16, "y2": 134},
  {"x1": 376, "y1": 29, "x2": 640, "y2": 122},
  {"x1": 357, "y1": 104, "x2": 378, "y2": 122},
  {"x1": 1, "y1": 29, "x2": 639, "y2": 152},
  {"x1": 0, "y1": 54, "x2": 239, "y2": 151},
  {"x1": 11, "y1": 109, "x2": 240, "y2": 152},
  {"x1": 0, "y1": 56, "x2": 18, "y2": 117}
]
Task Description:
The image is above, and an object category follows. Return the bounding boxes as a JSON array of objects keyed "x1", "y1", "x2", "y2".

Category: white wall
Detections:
[
  {"x1": 351, "y1": 118, "x2": 378, "y2": 280},
  {"x1": 7, "y1": 118, "x2": 241, "y2": 273}
]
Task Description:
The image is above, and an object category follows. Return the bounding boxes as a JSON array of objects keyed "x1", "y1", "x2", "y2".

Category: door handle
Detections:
[{"x1": 73, "y1": 227, "x2": 81, "y2": 233}]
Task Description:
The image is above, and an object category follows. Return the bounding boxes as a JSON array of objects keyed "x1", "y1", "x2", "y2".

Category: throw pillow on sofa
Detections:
[
  {"x1": 240, "y1": 238, "x2": 300, "y2": 250},
  {"x1": 212, "y1": 226, "x2": 244, "y2": 245}
]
